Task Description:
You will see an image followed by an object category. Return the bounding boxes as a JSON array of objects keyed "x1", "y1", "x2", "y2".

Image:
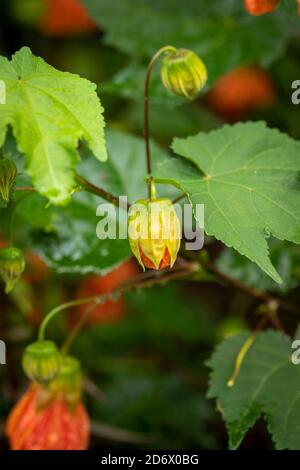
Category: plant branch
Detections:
[
  {"x1": 201, "y1": 258, "x2": 299, "y2": 317},
  {"x1": 15, "y1": 187, "x2": 36, "y2": 192},
  {"x1": 75, "y1": 174, "x2": 130, "y2": 209},
  {"x1": 91, "y1": 421, "x2": 154, "y2": 444},
  {"x1": 172, "y1": 193, "x2": 187, "y2": 204},
  {"x1": 83, "y1": 376, "x2": 106, "y2": 402}
]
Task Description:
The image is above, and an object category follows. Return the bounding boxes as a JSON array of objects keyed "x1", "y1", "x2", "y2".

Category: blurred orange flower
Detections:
[
  {"x1": 206, "y1": 66, "x2": 276, "y2": 121},
  {"x1": 40, "y1": 0, "x2": 97, "y2": 36},
  {"x1": 244, "y1": 0, "x2": 280, "y2": 16},
  {"x1": 73, "y1": 259, "x2": 140, "y2": 327},
  {"x1": 6, "y1": 384, "x2": 90, "y2": 450}
]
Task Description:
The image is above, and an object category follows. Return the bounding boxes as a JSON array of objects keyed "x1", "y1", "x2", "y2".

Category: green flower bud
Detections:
[
  {"x1": 0, "y1": 158, "x2": 17, "y2": 203},
  {"x1": 49, "y1": 355, "x2": 83, "y2": 408},
  {"x1": 128, "y1": 197, "x2": 181, "y2": 270},
  {"x1": 161, "y1": 48, "x2": 207, "y2": 99},
  {"x1": 0, "y1": 247, "x2": 25, "y2": 293},
  {"x1": 22, "y1": 340, "x2": 62, "y2": 384}
]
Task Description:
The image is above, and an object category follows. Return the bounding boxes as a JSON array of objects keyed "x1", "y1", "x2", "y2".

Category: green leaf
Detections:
[
  {"x1": 0, "y1": 47, "x2": 107, "y2": 205},
  {"x1": 82, "y1": 0, "x2": 290, "y2": 84},
  {"x1": 154, "y1": 122, "x2": 300, "y2": 283},
  {"x1": 207, "y1": 329, "x2": 300, "y2": 450},
  {"x1": 217, "y1": 239, "x2": 300, "y2": 294},
  {"x1": 32, "y1": 190, "x2": 131, "y2": 275}
]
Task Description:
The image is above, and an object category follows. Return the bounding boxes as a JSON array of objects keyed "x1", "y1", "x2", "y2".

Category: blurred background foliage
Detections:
[{"x1": 0, "y1": 0, "x2": 300, "y2": 450}]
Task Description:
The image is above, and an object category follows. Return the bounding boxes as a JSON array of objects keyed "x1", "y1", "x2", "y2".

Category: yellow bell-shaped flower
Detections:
[{"x1": 128, "y1": 197, "x2": 181, "y2": 270}]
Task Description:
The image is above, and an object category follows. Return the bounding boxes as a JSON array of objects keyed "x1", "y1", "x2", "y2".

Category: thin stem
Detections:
[
  {"x1": 62, "y1": 261, "x2": 198, "y2": 352},
  {"x1": 227, "y1": 314, "x2": 269, "y2": 387},
  {"x1": 75, "y1": 174, "x2": 130, "y2": 209},
  {"x1": 15, "y1": 187, "x2": 36, "y2": 192},
  {"x1": 90, "y1": 421, "x2": 153, "y2": 444},
  {"x1": 149, "y1": 178, "x2": 157, "y2": 201},
  {"x1": 172, "y1": 193, "x2": 187, "y2": 204},
  {"x1": 83, "y1": 376, "x2": 106, "y2": 402},
  {"x1": 40, "y1": 260, "x2": 199, "y2": 348},
  {"x1": 144, "y1": 46, "x2": 177, "y2": 197},
  {"x1": 61, "y1": 302, "x2": 110, "y2": 354},
  {"x1": 38, "y1": 296, "x2": 99, "y2": 341},
  {"x1": 201, "y1": 258, "x2": 299, "y2": 317}
]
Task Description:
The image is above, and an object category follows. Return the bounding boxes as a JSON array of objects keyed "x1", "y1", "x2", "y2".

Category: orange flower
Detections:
[
  {"x1": 206, "y1": 66, "x2": 275, "y2": 121},
  {"x1": 244, "y1": 0, "x2": 280, "y2": 15},
  {"x1": 73, "y1": 260, "x2": 139, "y2": 327},
  {"x1": 6, "y1": 385, "x2": 89, "y2": 450},
  {"x1": 39, "y1": 0, "x2": 97, "y2": 36}
]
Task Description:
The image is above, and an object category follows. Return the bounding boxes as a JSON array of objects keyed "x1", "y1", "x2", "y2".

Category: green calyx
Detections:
[
  {"x1": 0, "y1": 157, "x2": 17, "y2": 203},
  {"x1": 48, "y1": 355, "x2": 83, "y2": 408},
  {"x1": 22, "y1": 340, "x2": 62, "y2": 384},
  {"x1": 0, "y1": 246, "x2": 25, "y2": 293}
]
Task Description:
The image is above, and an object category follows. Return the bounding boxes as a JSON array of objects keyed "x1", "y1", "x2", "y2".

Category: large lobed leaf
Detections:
[
  {"x1": 155, "y1": 122, "x2": 300, "y2": 283},
  {"x1": 207, "y1": 329, "x2": 300, "y2": 450},
  {"x1": 217, "y1": 240, "x2": 300, "y2": 294},
  {"x1": 0, "y1": 47, "x2": 107, "y2": 205}
]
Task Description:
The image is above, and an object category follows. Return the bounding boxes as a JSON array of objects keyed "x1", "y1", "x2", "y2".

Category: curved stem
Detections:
[
  {"x1": 39, "y1": 260, "x2": 199, "y2": 347},
  {"x1": 38, "y1": 296, "x2": 99, "y2": 341},
  {"x1": 63, "y1": 261, "x2": 198, "y2": 353},
  {"x1": 61, "y1": 300, "x2": 118, "y2": 354},
  {"x1": 144, "y1": 46, "x2": 176, "y2": 197}
]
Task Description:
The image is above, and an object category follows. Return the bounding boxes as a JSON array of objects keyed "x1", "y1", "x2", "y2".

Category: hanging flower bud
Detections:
[
  {"x1": 0, "y1": 247, "x2": 25, "y2": 293},
  {"x1": 161, "y1": 48, "x2": 207, "y2": 99},
  {"x1": 6, "y1": 355, "x2": 90, "y2": 450},
  {"x1": 128, "y1": 197, "x2": 181, "y2": 270},
  {"x1": 244, "y1": 0, "x2": 280, "y2": 15},
  {"x1": 0, "y1": 157, "x2": 17, "y2": 203},
  {"x1": 22, "y1": 340, "x2": 62, "y2": 383}
]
